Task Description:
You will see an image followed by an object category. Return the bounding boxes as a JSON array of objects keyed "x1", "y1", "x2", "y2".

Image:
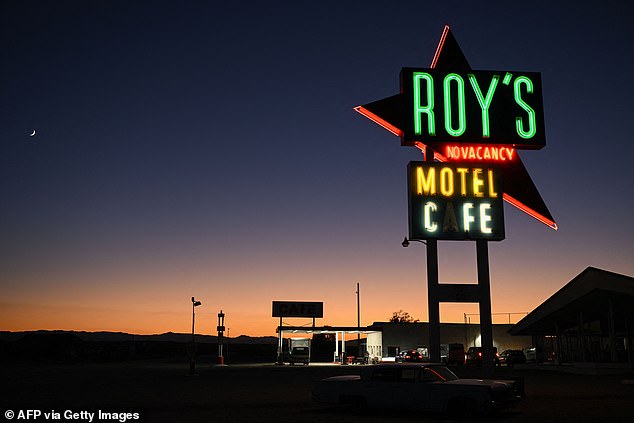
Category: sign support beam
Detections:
[
  {"x1": 477, "y1": 239, "x2": 495, "y2": 378},
  {"x1": 425, "y1": 147, "x2": 441, "y2": 364},
  {"x1": 276, "y1": 316, "x2": 283, "y2": 365}
]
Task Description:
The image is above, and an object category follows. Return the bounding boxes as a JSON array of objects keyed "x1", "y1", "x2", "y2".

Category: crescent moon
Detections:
[{"x1": 29, "y1": 129, "x2": 36, "y2": 137}]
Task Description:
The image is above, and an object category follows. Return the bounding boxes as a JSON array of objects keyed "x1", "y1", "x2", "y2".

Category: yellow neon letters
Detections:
[{"x1": 415, "y1": 166, "x2": 497, "y2": 199}]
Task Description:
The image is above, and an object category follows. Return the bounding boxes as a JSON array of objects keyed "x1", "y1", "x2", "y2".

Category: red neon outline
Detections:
[
  {"x1": 353, "y1": 106, "x2": 403, "y2": 137},
  {"x1": 431, "y1": 25, "x2": 450, "y2": 68},
  {"x1": 503, "y1": 193, "x2": 558, "y2": 230}
]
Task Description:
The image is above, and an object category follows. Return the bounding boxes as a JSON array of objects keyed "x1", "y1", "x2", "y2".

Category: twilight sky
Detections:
[{"x1": 1, "y1": 0, "x2": 633, "y2": 337}]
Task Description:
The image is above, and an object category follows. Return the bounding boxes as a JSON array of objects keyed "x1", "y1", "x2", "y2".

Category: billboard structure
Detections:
[
  {"x1": 355, "y1": 26, "x2": 555, "y2": 376},
  {"x1": 272, "y1": 301, "x2": 324, "y2": 364},
  {"x1": 272, "y1": 301, "x2": 324, "y2": 318},
  {"x1": 407, "y1": 162, "x2": 505, "y2": 241}
]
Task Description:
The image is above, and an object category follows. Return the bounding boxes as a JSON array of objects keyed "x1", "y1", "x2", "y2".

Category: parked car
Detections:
[
  {"x1": 447, "y1": 343, "x2": 465, "y2": 366},
  {"x1": 524, "y1": 346, "x2": 537, "y2": 363},
  {"x1": 499, "y1": 349, "x2": 526, "y2": 366},
  {"x1": 312, "y1": 363, "x2": 522, "y2": 416},
  {"x1": 396, "y1": 349, "x2": 423, "y2": 363},
  {"x1": 465, "y1": 347, "x2": 500, "y2": 366}
]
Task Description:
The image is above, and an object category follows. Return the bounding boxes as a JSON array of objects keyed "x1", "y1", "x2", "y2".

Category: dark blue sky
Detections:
[{"x1": 1, "y1": 0, "x2": 633, "y2": 334}]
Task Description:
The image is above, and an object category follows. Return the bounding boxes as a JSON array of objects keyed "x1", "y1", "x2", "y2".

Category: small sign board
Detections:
[
  {"x1": 272, "y1": 301, "x2": 324, "y2": 318},
  {"x1": 407, "y1": 161, "x2": 505, "y2": 241}
]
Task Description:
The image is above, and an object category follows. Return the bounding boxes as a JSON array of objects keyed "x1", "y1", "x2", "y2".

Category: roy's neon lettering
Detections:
[{"x1": 403, "y1": 68, "x2": 545, "y2": 148}]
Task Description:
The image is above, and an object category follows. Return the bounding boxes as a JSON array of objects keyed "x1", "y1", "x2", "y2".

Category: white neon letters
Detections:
[
  {"x1": 424, "y1": 202, "x2": 438, "y2": 232},
  {"x1": 421, "y1": 201, "x2": 493, "y2": 234}
]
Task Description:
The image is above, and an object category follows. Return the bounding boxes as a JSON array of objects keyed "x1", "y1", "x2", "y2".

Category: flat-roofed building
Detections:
[{"x1": 509, "y1": 267, "x2": 634, "y2": 367}]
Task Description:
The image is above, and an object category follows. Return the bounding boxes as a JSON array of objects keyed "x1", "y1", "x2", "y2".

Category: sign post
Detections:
[
  {"x1": 424, "y1": 147, "x2": 442, "y2": 364},
  {"x1": 476, "y1": 240, "x2": 494, "y2": 375}
]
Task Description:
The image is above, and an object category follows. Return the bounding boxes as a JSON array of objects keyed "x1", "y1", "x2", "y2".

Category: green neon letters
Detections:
[
  {"x1": 443, "y1": 74, "x2": 466, "y2": 137},
  {"x1": 468, "y1": 74, "x2": 499, "y2": 138},
  {"x1": 405, "y1": 68, "x2": 544, "y2": 147},
  {"x1": 413, "y1": 72, "x2": 435, "y2": 136},
  {"x1": 514, "y1": 76, "x2": 537, "y2": 139}
]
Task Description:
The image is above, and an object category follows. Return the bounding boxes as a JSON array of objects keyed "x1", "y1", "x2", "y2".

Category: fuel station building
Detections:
[
  {"x1": 365, "y1": 322, "x2": 531, "y2": 359},
  {"x1": 509, "y1": 267, "x2": 634, "y2": 367}
]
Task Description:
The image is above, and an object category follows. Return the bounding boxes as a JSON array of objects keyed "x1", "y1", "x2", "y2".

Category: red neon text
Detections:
[{"x1": 445, "y1": 145, "x2": 516, "y2": 161}]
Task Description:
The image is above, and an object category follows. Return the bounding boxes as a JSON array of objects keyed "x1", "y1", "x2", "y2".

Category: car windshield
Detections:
[{"x1": 423, "y1": 366, "x2": 459, "y2": 382}]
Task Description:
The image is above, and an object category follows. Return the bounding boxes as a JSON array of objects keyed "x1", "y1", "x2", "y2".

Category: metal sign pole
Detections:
[
  {"x1": 427, "y1": 240, "x2": 441, "y2": 363},
  {"x1": 276, "y1": 316, "x2": 283, "y2": 365},
  {"x1": 477, "y1": 239, "x2": 495, "y2": 378},
  {"x1": 425, "y1": 147, "x2": 441, "y2": 364}
]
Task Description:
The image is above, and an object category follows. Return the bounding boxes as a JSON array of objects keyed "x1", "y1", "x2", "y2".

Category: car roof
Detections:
[{"x1": 373, "y1": 363, "x2": 444, "y2": 369}]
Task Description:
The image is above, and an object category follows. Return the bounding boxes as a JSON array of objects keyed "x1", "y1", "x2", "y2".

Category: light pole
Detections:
[
  {"x1": 189, "y1": 297, "x2": 202, "y2": 375},
  {"x1": 191, "y1": 297, "x2": 202, "y2": 341}
]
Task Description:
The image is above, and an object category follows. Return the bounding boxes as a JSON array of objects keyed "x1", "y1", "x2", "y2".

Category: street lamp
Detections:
[
  {"x1": 191, "y1": 296, "x2": 202, "y2": 342},
  {"x1": 402, "y1": 236, "x2": 426, "y2": 247},
  {"x1": 189, "y1": 297, "x2": 202, "y2": 375}
]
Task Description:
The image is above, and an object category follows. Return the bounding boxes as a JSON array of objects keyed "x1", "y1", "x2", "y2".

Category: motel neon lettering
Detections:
[{"x1": 415, "y1": 166, "x2": 498, "y2": 198}]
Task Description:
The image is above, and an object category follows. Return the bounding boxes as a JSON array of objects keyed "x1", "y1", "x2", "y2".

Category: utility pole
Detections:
[{"x1": 356, "y1": 282, "x2": 361, "y2": 358}]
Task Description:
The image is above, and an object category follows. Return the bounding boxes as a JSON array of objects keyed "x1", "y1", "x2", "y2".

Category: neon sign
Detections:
[
  {"x1": 444, "y1": 145, "x2": 516, "y2": 161},
  {"x1": 402, "y1": 69, "x2": 545, "y2": 148},
  {"x1": 355, "y1": 26, "x2": 556, "y2": 230},
  {"x1": 407, "y1": 162, "x2": 505, "y2": 241}
]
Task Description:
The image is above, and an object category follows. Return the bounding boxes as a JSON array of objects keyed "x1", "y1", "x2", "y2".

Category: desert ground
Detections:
[{"x1": 2, "y1": 357, "x2": 634, "y2": 423}]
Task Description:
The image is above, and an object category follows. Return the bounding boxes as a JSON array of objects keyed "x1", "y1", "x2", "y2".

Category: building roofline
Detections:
[{"x1": 509, "y1": 267, "x2": 634, "y2": 335}]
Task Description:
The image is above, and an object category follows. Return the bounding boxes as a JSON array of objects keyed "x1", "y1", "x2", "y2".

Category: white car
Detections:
[{"x1": 312, "y1": 363, "x2": 522, "y2": 416}]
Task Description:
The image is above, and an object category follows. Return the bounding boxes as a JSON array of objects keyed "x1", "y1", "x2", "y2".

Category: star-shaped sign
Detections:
[{"x1": 355, "y1": 26, "x2": 557, "y2": 230}]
